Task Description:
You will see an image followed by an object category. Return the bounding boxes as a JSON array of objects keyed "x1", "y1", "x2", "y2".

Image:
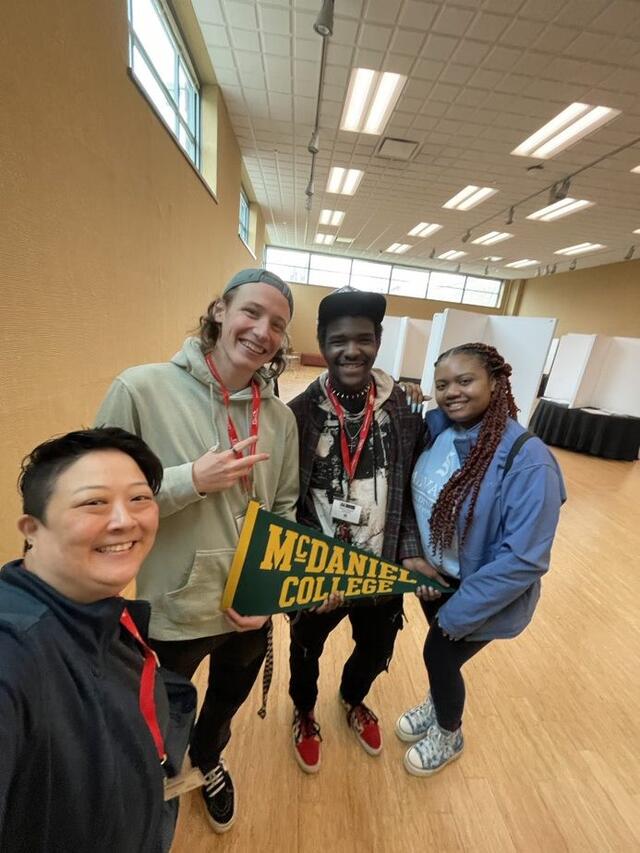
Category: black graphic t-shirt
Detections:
[{"x1": 304, "y1": 406, "x2": 392, "y2": 557}]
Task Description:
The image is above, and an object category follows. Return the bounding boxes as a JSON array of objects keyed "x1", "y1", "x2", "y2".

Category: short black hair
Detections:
[{"x1": 18, "y1": 427, "x2": 163, "y2": 522}]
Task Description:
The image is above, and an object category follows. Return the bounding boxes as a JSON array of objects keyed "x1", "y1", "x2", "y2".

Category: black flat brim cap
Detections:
[{"x1": 317, "y1": 288, "x2": 386, "y2": 327}]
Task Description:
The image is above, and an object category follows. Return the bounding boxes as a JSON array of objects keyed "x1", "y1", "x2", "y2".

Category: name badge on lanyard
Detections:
[{"x1": 331, "y1": 498, "x2": 363, "y2": 525}]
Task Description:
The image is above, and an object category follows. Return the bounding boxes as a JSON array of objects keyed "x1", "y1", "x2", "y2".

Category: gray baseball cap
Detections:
[{"x1": 223, "y1": 268, "x2": 294, "y2": 317}]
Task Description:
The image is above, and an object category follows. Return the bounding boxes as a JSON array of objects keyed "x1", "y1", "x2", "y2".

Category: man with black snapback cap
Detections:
[
  {"x1": 286, "y1": 286, "x2": 442, "y2": 773},
  {"x1": 96, "y1": 269, "x2": 298, "y2": 831}
]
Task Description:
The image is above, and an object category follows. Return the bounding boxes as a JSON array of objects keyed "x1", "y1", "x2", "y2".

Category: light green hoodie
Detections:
[{"x1": 95, "y1": 337, "x2": 299, "y2": 640}]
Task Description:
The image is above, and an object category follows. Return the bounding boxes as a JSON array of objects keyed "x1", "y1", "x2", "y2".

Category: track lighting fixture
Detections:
[
  {"x1": 569, "y1": 259, "x2": 577, "y2": 271},
  {"x1": 625, "y1": 245, "x2": 635, "y2": 260},
  {"x1": 305, "y1": 178, "x2": 314, "y2": 197},
  {"x1": 461, "y1": 230, "x2": 471, "y2": 243},
  {"x1": 308, "y1": 129, "x2": 319, "y2": 154},
  {"x1": 506, "y1": 206, "x2": 515, "y2": 225},
  {"x1": 429, "y1": 248, "x2": 436, "y2": 259},
  {"x1": 313, "y1": 0, "x2": 334, "y2": 37},
  {"x1": 484, "y1": 264, "x2": 489, "y2": 275}
]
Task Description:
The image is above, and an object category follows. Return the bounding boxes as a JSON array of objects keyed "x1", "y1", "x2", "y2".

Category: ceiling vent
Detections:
[{"x1": 375, "y1": 137, "x2": 419, "y2": 161}]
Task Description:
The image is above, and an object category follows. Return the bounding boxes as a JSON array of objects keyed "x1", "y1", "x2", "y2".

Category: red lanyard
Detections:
[
  {"x1": 326, "y1": 380, "x2": 376, "y2": 482},
  {"x1": 205, "y1": 354, "x2": 262, "y2": 494},
  {"x1": 120, "y1": 608, "x2": 166, "y2": 764}
]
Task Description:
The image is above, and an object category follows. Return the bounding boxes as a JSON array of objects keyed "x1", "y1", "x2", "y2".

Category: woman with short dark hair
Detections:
[{"x1": 0, "y1": 427, "x2": 195, "y2": 853}]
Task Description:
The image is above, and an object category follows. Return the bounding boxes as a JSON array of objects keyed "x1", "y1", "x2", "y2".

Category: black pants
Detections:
[
  {"x1": 289, "y1": 596, "x2": 403, "y2": 713},
  {"x1": 150, "y1": 625, "x2": 268, "y2": 773},
  {"x1": 421, "y1": 591, "x2": 488, "y2": 731}
]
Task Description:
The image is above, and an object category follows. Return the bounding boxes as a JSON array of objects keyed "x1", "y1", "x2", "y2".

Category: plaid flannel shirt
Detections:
[{"x1": 288, "y1": 376, "x2": 426, "y2": 564}]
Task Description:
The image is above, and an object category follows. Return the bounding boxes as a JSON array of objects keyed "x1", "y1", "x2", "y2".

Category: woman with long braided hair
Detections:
[{"x1": 396, "y1": 342, "x2": 566, "y2": 776}]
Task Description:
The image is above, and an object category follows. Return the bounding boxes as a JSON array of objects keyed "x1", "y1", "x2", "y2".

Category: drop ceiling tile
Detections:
[
  {"x1": 500, "y1": 18, "x2": 547, "y2": 47},
  {"x1": 451, "y1": 39, "x2": 493, "y2": 66},
  {"x1": 209, "y1": 47, "x2": 236, "y2": 69},
  {"x1": 326, "y1": 43, "x2": 355, "y2": 66},
  {"x1": 383, "y1": 54, "x2": 415, "y2": 75},
  {"x1": 354, "y1": 48, "x2": 385, "y2": 68},
  {"x1": 431, "y1": 6, "x2": 477, "y2": 37},
  {"x1": 358, "y1": 23, "x2": 393, "y2": 51},
  {"x1": 421, "y1": 33, "x2": 459, "y2": 62},
  {"x1": 262, "y1": 33, "x2": 292, "y2": 56},
  {"x1": 223, "y1": 1, "x2": 259, "y2": 29},
  {"x1": 483, "y1": 45, "x2": 524, "y2": 71},
  {"x1": 192, "y1": 0, "x2": 224, "y2": 25},
  {"x1": 414, "y1": 59, "x2": 446, "y2": 80},
  {"x1": 200, "y1": 23, "x2": 230, "y2": 47},
  {"x1": 231, "y1": 29, "x2": 261, "y2": 51},
  {"x1": 390, "y1": 28, "x2": 426, "y2": 56},
  {"x1": 466, "y1": 12, "x2": 512, "y2": 41},
  {"x1": 258, "y1": 6, "x2": 291, "y2": 35},
  {"x1": 532, "y1": 24, "x2": 580, "y2": 53},
  {"x1": 331, "y1": 18, "x2": 361, "y2": 45}
]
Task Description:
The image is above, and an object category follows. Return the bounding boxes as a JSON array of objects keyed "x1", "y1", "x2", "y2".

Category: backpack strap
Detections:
[{"x1": 504, "y1": 431, "x2": 534, "y2": 475}]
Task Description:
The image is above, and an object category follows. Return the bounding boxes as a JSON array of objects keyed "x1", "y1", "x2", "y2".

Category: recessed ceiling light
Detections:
[
  {"x1": 319, "y1": 209, "x2": 345, "y2": 226},
  {"x1": 443, "y1": 186, "x2": 498, "y2": 211},
  {"x1": 527, "y1": 198, "x2": 593, "y2": 221},
  {"x1": 335, "y1": 236, "x2": 354, "y2": 243},
  {"x1": 505, "y1": 259, "x2": 539, "y2": 268},
  {"x1": 408, "y1": 222, "x2": 442, "y2": 238},
  {"x1": 471, "y1": 231, "x2": 513, "y2": 246},
  {"x1": 632, "y1": 166, "x2": 640, "y2": 174},
  {"x1": 386, "y1": 243, "x2": 411, "y2": 253},
  {"x1": 340, "y1": 68, "x2": 407, "y2": 135},
  {"x1": 511, "y1": 103, "x2": 621, "y2": 159},
  {"x1": 483, "y1": 256, "x2": 503, "y2": 261},
  {"x1": 633, "y1": 229, "x2": 640, "y2": 235},
  {"x1": 438, "y1": 250, "x2": 467, "y2": 260},
  {"x1": 314, "y1": 233, "x2": 336, "y2": 245},
  {"x1": 326, "y1": 167, "x2": 364, "y2": 195},
  {"x1": 554, "y1": 242, "x2": 605, "y2": 255}
]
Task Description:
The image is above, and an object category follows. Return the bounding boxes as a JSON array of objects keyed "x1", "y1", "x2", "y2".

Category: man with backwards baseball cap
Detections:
[
  {"x1": 286, "y1": 286, "x2": 441, "y2": 773},
  {"x1": 96, "y1": 269, "x2": 298, "y2": 833}
]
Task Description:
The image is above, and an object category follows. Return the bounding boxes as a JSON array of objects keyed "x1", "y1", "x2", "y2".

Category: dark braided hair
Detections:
[{"x1": 429, "y1": 342, "x2": 519, "y2": 555}]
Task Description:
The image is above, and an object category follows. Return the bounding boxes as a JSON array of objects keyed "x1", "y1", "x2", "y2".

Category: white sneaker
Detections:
[
  {"x1": 395, "y1": 694, "x2": 436, "y2": 743},
  {"x1": 404, "y1": 723, "x2": 464, "y2": 776}
]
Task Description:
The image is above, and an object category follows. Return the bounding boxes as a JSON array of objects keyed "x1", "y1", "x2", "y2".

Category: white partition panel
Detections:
[
  {"x1": 544, "y1": 334, "x2": 596, "y2": 404},
  {"x1": 571, "y1": 335, "x2": 611, "y2": 409},
  {"x1": 400, "y1": 318, "x2": 431, "y2": 379},
  {"x1": 590, "y1": 337, "x2": 640, "y2": 417},
  {"x1": 543, "y1": 337, "x2": 559, "y2": 375},
  {"x1": 486, "y1": 316, "x2": 557, "y2": 425},
  {"x1": 419, "y1": 308, "x2": 557, "y2": 426},
  {"x1": 374, "y1": 315, "x2": 408, "y2": 379}
]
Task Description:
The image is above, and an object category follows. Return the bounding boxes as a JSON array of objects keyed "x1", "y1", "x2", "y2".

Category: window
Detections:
[
  {"x1": 263, "y1": 246, "x2": 503, "y2": 309},
  {"x1": 462, "y1": 276, "x2": 503, "y2": 307},
  {"x1": 426, "y1": 272, "x2": 465, "y2": 304},
  {"x1": 390, "y1": 266, "x2": 429, "y2": 298},
  {"x1": 128, "y1": 0, "x2": 200, "y2": 166},
  {"x1": 308, "y1": 254, "x2": 352, "y2": 288},
  {"x1": 350, "y1": 260, "x2": 392, "y2": 294},
  {"x1": 239, "y1": 187, "x2": 250, "y2": 245}
]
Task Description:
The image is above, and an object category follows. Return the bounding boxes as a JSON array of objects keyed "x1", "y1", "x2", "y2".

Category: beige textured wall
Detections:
[
  {"x1": 517, "y1": 259, "x2": 640, "y2": 337},
  {"x1": 286, "y1": 282, "x2": 502, "y2": 353},
  {"x1": 0, "y1": 0, "x2": 264, "y2": 560}
]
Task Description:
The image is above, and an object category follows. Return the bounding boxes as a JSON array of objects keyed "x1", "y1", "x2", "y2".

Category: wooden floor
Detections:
[{"x1": 172, "y1": 367, "x2": 640, "y2": 852}]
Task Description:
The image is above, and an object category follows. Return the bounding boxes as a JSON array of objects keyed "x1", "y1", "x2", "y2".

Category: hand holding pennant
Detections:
[{"x1": 222, "y1": 501, "x2": 453, "y2": 617}]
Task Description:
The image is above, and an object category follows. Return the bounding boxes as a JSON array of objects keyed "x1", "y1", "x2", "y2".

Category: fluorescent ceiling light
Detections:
[
  {"x1": 555, "y1": 242, "x2": 605, "y2": 256},
  {"x1": 471, "y1": 231, "x2": 513, "y2": 246},
  {"x1": 511, "y1": 103, "x2": 621, "y2": 159},
  {"x1": 633, "y1": 229, "x2": 640, "y2": 235},
  {"x1": 527, "y1": 198, "x2": 593, "y2": 222},
  {"x1": 386, "y1": 243, "x2": 411, "y2": 254},
  {"x1": 326, "y1": 167, "x2": 364, "y2": 195},
  {"x1": 314, "y1": 233, "x2": 336, "y2": 245},
  {"x1": 632, "y1": 166, "x2": 640, "y2": 174},
  {"x1": 335, "y1": 236, "x2": 354, "y2": 243},
  {"x1": 319, "y1": 209, "x2": 345, "y2": 226},
  {"x1": 443, "y1": 185, "x2": 497, "y2": 211},
  {"x1": 438, "y1": 250, "x2": 467, "y2": 260},
  {"x1": 340, "y1": 68, "x2": 407, "y2": 135},
  {"x1": 505, "y1": 259, "x2": 539, "y2": 268},
  {"x1": 483, "y1": 256, "x2": 503, "y2": 261},
  {"x1": 408, "y1": 222, "x2": 442, "y2": 238}
]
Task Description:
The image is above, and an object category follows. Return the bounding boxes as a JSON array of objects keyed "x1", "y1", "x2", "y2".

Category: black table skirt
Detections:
[{"x1": 529, "y1": 399, "x2": 640, "y2": 462}]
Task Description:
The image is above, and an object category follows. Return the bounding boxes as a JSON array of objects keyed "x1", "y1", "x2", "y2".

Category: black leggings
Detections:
[{"x1": 421, "y1": 592, "x2": 488, "y2": 731}]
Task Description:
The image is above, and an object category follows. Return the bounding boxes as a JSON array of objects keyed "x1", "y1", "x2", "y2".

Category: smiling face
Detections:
[
  {"x1": 320, "y1": 315, "x2": 381, "y2": 393},
  {"x1": 434, "y1": 352, "x2": 496, "y2": 427},
  {"x1": 19, "y1": 450, "x2": 159, "y2": 603},
  {"x1": 211, "y1": 282, "x2": 290, "y2": 387}
]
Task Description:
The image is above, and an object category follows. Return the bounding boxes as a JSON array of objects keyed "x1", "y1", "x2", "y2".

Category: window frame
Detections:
[
  {"x1": 264, "y1": 246, "x2": 505, "y2": 310},
  {"x1": 127, "y1": 0, "x2": 201, "y2": 168},
  {"x1": 239, "y1": 186, "x2": 251, "y2": 246}
]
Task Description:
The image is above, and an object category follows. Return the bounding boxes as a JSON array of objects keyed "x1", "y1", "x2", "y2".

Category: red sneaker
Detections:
[
  {"x1": 342, "y1": 699, "x2": 382, "y2": 756},
  {"x1": 292, "y1": 708, "x2": 322, "y2": 773}
]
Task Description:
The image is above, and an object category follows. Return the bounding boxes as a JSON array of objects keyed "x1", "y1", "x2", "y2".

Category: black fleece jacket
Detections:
[{"x1": 0, "y1": 561, "x2": 189, "y2": 853}]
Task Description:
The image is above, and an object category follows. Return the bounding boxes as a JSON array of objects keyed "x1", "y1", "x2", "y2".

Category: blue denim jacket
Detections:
[{"x1": 423, "y1": 409, "x2": 567, "y2": 641}]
